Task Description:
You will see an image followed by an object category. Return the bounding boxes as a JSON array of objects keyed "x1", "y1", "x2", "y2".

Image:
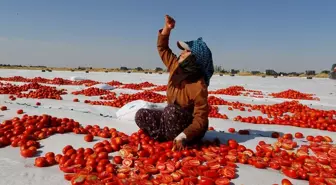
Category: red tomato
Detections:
[
  {"x1": 35, "y1": 157, "x2": 48, "y2": 167},
  {"x1": 219, "y1": 167, "x2": 235, "y2": 179},
  {"x1": 84, "y1": 134, "x2": 93, "y2": 142},
  {"x1": 294, "y1": 132, "x2": 304, "y2": 138},
  {"x1": 306, "y1": 136, "x2": 314, "y2": 141},
  {"x1": 64, "y1": 174, "x2": 75, "y2": 181},
  {"x1": 182, "y1": 150, "x2": 191, "y2": 157},
  {"x1": 199, "y1": 176, "x2": 215, "y2": 185},
  {"x1": 228, "y1": 128, "x2": 235, "y2": 133},
  {"x1": 271, "y1": 132, "x2": 280, "y2": 138},
  {"x1": 97, "y1": 152, "x2": 108, "y2": 160},
  {"x1": 328, "y1": 148, "x2": 336, "y2": 158},
  {"x1": 325, "y1": 178, "x2": 336, "y2": 185},
  {"x1": 228, "y1": 139, "x2": 238, "y2": 149},
  {"x1": 282, "y1": 168, "x2": 298, "y2": 179},
  {"x1": 281, "y1": 179, "x2": 293, "y2": 185},
  {"x1": 113, "y1": 156, "x2": 122, "y2": 164},
  {"x1": 71, "y1": 174, "x2": 86, "y2": 185},
  {"x1": 46, "y1": 156, "x2": 56, "y2": 166},
  {"x1": 105, "y1": 163, "x2": 115, "y2": 173},
  {"x1": 237, "y1": 145, "x2": 246, "y2": 152},
  {"x1": 62, "y1": 145, "x2": 73, "y2": 155},
  {"x1": 324, "y1": 136, "x2": 333, "y2": 143},
  {"x1": 122, "y1": 158, "x2": 133, "y2": 167},
  {"x1": 45, "y1": 152, "x2": 55, "y2": 159},
  {"x1": 215, "y1": 177, "x2": 230, "y2": 185},
  {"x1": 173, "y1": 151, "x2": 182, "y2": 160},
  {"x1": 17, "y1": 109, "x2": 24, "y2": 114},
  {"x1": 253, "y1": 159, "x2": 267, "y2": 169},
  {"x1": 20, "y1": 148, "x2": 36, "y2": 158}
]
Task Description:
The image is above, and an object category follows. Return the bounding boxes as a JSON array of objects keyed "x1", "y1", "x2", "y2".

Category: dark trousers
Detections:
[{"x1": 135, "y1": 104, "x2": 193, "y2": 141}]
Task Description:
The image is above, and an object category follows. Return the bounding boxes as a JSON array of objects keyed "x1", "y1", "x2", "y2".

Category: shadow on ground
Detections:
[{"x1": 203, "y1": 129, "x2": 284, "y2": 144}]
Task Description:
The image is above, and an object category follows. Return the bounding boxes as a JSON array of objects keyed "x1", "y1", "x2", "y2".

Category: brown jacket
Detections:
[{"x1": 157, "y1": 30, "x2": 209, "y2": 141}]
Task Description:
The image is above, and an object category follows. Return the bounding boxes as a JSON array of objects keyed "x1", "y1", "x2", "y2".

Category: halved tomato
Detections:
[
  {"x1": 122, "y1": 158, "x2": 133, "y2": 167},
  {"x1": 71, "y1": 174, "x2": 86, "y2": 185},
  {"x1": 64, "y1": 174, "x2": 75, "y2": 181},
  {"x1": 219, "y1": 167, "x2": 235, "y2": 179},
  {"x1": 160, "y1": 174, "x2": 173, "y2": 184},
  {"x1": 328, "y1": 148, "x2": 336, "y2": 159},
  {"x1": 144, "y1": 164, "x2": 159, "y2": 174},
  {"x1": 215, "y1": 177, "x2": 230, "y2": 185},
  {"x1": 325, "y1": 178, "x2": 336, "y2": 185},
  {"x1": 198, "y1": 176, "x2": 215, "y2": 185},
  {"x1": 171, "y1": 172, "x2": 182, "y2": 182}
]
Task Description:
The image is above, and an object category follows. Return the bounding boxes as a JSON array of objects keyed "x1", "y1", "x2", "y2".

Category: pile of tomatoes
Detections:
[
  {"x1": 89, "y1": 91, "x2": 167, "y2": 108},
  {"x1": 121, "y1": 84, "x2": 144, "y2": 90},
  {"x1": 138, "y1": 82, "x2": 156, "y2": 88},
  {"x1": 0, "y1": 76, "x2": 31, "y2": 82},
  {"x1": 0, "y1": 82, "x2": 67, "y2": 100},
  {"x1": 270, "y1": 89, "x2": 320, "y2": 101},
  {"x1": 209, "y1": 86, "x2": 246, "y2": 96},
  {"x1": 208, "y1": 106, "x2": 229, "y2": 119},
  {"x1": 207, "y1": 95, "x2": 335, "y2": 132},
  {"x1": 0, "y1": 76, "x2": 101, "y2": 86},
  {"x1": 151, "y1": 85, "x2": 168, "y2": 92},
  {"x1": 234, "y1": 101, "x2": 336, "y2": 132},
  {"x1": 99, "y1": 93, "x2": 117, "y2": 100},
  {"x1": 120, "y1": 82, "x2": 156, "y2": 90},
  {"x1": 72, "y1": 87, "x2": 112, "y2": 96},
  {"x1": 106, "y1": 80, "x2": 123, "y2": 87}
]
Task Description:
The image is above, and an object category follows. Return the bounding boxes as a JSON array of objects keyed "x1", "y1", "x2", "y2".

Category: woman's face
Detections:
[{"x1": 178, "y1": 50, "x2": 192, "y2": 63}]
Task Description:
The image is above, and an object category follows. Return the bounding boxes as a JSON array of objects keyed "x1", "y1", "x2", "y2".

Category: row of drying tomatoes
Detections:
[
  {"x1": 2, "y1": 87, "x2": 335, "y2": 133},
  {"x1": 1, "y1": 75, "x2": 321, "y2": 101},
  {"x1": 0, "y1": 113, "x2": 335, "y2": 185}
]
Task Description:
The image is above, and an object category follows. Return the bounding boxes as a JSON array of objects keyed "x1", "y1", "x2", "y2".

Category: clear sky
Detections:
[{"x1": 0, "y1": 0, "x2": 335, "y2": 72}]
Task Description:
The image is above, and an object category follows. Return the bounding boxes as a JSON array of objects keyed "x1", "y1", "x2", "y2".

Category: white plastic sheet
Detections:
[
  {"x1": 91, "y1": 84, "x2": 115, "y2": 90},
  {"x1": 70, "y1": 76, "x2": 87, "y2": 81},
  {"x1": 116, "y1": 100, "x2": 165, "y2": 121}
]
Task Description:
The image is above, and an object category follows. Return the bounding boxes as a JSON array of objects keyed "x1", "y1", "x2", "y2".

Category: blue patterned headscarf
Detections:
[{"x1": 178, "y1": 38, "x2": 214, "y2": 86}]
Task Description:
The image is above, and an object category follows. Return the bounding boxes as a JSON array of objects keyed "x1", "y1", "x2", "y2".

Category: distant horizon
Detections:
[
  {"x1": 0, "y1": 1, "x2": 335, "y2": 72},
  {"x1": 0, "y1": 63, "x2": 333, "y2": 74}
]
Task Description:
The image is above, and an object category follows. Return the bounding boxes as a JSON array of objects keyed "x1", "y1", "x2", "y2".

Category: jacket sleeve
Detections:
[
  {"x1": 182, "y1": 87, "x2": 209, "y2": 141},
  {"x1": 157, "y1": 29, "x2": 178, "y2": 73}
]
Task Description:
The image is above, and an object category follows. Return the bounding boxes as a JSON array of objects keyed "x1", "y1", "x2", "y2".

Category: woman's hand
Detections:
[
  {"x1": 165, "y1": 15, "x2": 175, "y2": 30},
  {"x1": 172, "y1": 132, "x2": 186, "y2": 151},
  {"x1": 162, "y1": 15, "x2": 175, "y2": 35}
]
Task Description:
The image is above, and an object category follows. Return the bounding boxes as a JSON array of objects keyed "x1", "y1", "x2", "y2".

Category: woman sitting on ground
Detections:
[{"x1": 135, "y1": 15, "x2": 214, "y2": 150}]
